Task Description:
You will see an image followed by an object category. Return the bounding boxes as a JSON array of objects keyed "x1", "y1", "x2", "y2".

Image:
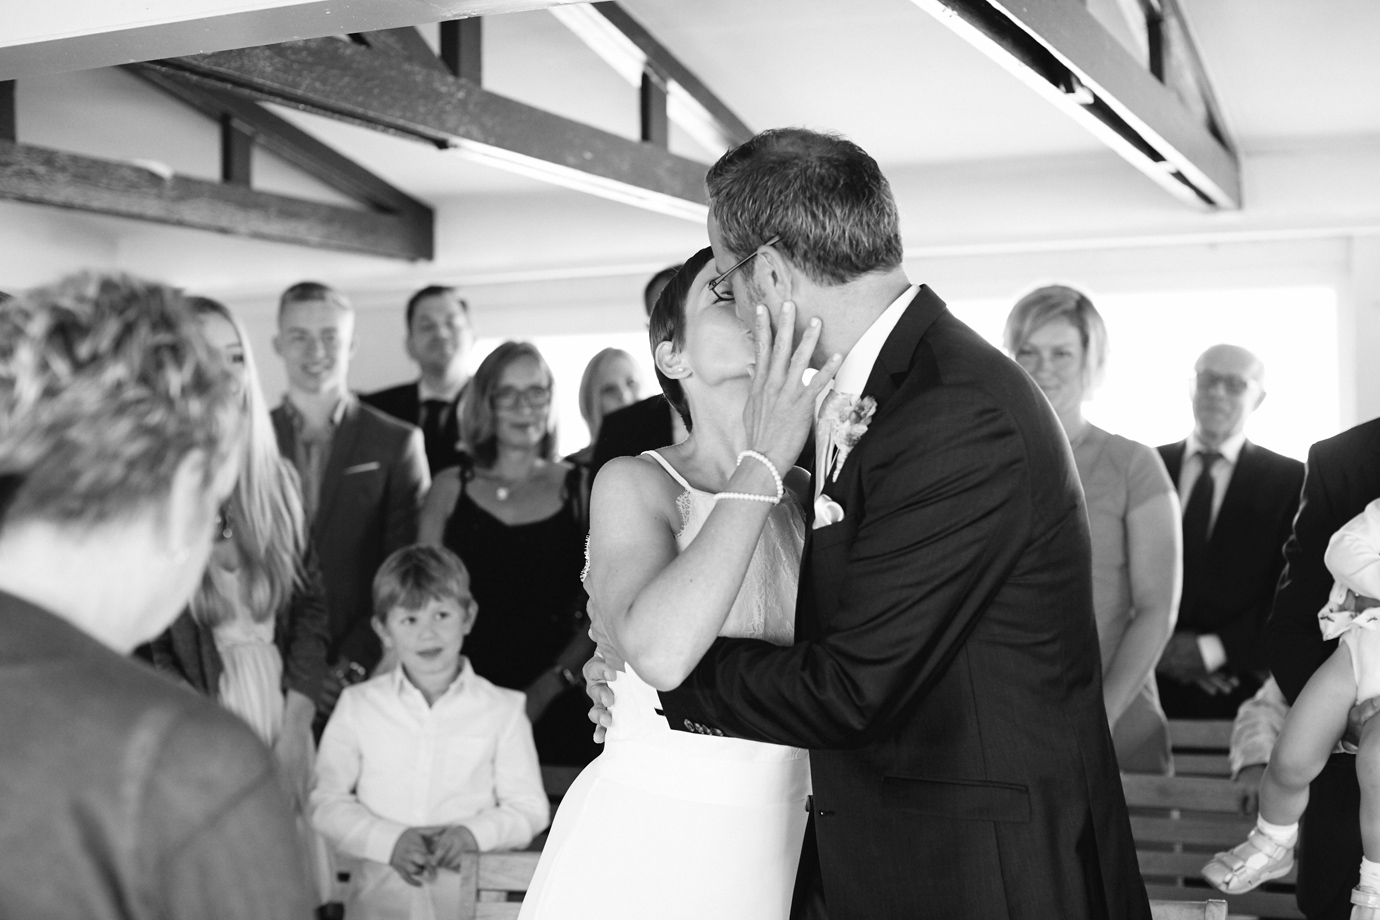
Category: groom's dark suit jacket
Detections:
[{"x1": 659, "y1": 287, "x2": 1149, "y2": 920}]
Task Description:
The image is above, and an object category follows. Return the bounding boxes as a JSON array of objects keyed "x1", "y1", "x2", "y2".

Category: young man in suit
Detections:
[
  {"x1": 361, "y1": 285, "x2": 473, "y2": 475},
  {"x1": 271, "y1": 282, "x2": 430, "y2": 682},
  {"x1": 1156, "y1": 345, "x2": 1304, "y2": 718},
  {"x1": 602, "y1": 128, "x2": 1148, "y2": 919},
  {"x1": 588, "y1": 266, "x2": 685, "y2": 479},
  {"x1": 1267, "y1": 418, "x2": 1380, "y2": 919}
]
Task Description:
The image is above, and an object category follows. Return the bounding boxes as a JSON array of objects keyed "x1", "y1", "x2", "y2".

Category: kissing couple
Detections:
[{"x1": 519, "y1": 128, "x2": 1152, "y2": 920}]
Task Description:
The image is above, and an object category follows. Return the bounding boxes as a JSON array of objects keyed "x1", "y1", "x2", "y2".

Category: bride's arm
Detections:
[{"x1": 588, "y1": 455, "x2": 781, "y2": 692}]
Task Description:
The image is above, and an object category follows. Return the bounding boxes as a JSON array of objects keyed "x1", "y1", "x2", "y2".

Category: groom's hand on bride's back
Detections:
[
  {"x1": 743, "y1": 302, "x2": 841, "y2": 474},
  {"x1": 583, "y1": 653, "x2": 619, "y2": 743}
]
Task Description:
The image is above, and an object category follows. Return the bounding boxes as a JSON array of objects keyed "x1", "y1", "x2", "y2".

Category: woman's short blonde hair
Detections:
[
  {"x1": 578, "y1": 348, "x2": 636, "y2": 441},
  {"x1": 1003, "y1": 284, "x2": 1110, "y2": 392},
  {"x1": 458, "y1": 341, "x2": 557, "y2": 468},
  {"x1": 0, "y1": 273, "x2": 240, "y2": 529}
]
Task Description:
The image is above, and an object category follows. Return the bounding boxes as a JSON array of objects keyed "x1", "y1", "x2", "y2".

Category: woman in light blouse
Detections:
[{"x1": 1006, "y1": 285, "x2": 1182, "y2": 774}]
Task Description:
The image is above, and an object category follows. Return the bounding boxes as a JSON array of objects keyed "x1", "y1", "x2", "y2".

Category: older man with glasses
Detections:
[{"x1": 1156, "y1": 344, "x2": 1305, "y2": 718}]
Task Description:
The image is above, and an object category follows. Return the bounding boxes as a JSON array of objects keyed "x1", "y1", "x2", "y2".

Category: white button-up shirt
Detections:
[
  {"x1": 814, "y1": 284, "x2": 918, "y2": 497},
  {"x1": 311, "y1": 659, "x2": 549, "y2": 920}
]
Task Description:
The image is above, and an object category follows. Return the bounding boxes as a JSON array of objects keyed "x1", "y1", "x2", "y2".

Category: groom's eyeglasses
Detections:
[{"x1": 707, "y1": 235, "x2": 780, "y2": 300}]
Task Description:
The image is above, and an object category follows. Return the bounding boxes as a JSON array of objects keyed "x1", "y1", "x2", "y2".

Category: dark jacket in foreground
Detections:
[
  {"x1": 271, "y1": 398, "x2": 429, "y2": 670},
  {"x1": 1267, "y1": 418, "x2": 1380, "y2": 919},
  {"x1": 0, "y1": 589, "x2": 310, "y2": 920},
  {"x1": 659, "y1": 288, "x2": 1149, "y2": 920}
]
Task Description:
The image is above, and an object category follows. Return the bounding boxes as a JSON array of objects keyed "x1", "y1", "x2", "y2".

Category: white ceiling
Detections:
[{"x1": 254, "y1": 0, "x2": 1380, "y2": 207}]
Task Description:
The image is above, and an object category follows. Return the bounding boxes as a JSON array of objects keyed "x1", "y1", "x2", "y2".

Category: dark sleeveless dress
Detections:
[{"x1": 442, "y1": 464, "x2": 598, "y2": 766}]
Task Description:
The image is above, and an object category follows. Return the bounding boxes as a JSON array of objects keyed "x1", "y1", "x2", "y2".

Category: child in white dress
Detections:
[{"x1": 1203, "y1": 497, "x2": 1380, "y2": 918}]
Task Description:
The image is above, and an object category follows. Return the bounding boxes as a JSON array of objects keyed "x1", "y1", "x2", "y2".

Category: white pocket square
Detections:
[
  {"x1": 813, "y1": 495, "x2": 845, "y2": 530},
  {"x1": 343, "y1": 461, "x2": 380, "y2": 474}
]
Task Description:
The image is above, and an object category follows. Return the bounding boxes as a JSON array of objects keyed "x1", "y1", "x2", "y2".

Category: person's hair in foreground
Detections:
[
  {"x1": 1003, "y1": 284, "x2": 1109, "y2": 392},
  {"x1": 458, "y1": 340, "x2": 558, "y2": 467},
  {"x1": 646, "y1": 247, "x2": 717, "y2": 433},
  {"x1": 0, "y1": 274, "x2": 239, "y2": 532},
  {"x1": 185, "y1": 296, "x2": 306, "y2": 627},
  {"x1": 706, "y1": 127, "x2": 904, "y2": 287},
  {"x1": 372, "y1": 543, "x2": 472, "y2": 625}
]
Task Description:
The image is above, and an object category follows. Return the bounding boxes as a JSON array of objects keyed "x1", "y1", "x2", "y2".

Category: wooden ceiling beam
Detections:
[
  {"x1": 146, "y1": 38, "x2": 709, "y2": 220},
  {"x1": 0, "y1": 140, "x2": 431, "y2": 259},
  {"x1": 910, "y1": 0, "x2": 1240, "y2": 209},
  {"x1": 0, "y1": 0, "x2": 580, "y2": 82}
]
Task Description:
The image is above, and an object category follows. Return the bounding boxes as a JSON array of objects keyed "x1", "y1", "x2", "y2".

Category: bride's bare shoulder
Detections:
[{"x1": 591, "y1": 455, "x2": 684, "y2": 519}]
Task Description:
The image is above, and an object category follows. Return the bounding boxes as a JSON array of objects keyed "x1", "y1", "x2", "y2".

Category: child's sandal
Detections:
[
  {"x1": 1352, "y1": 885, "x2": 1380, "y2": 920},
  {"x1": 1201, "y1": 828, "x2": 1295, "y2": 894}
]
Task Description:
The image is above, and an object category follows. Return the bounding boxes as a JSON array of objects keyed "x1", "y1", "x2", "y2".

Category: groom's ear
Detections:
[
  {"x1": 749, "y1": 245, "x2": 796, "y2": 306},
  {"x1": 654, "y1": 341, "x2": 689, "y2": 380}
]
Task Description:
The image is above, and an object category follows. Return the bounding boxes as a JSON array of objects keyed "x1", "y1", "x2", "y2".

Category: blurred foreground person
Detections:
[{"x1": 0, "y1": 274, "x2": 311, "y2": 919}]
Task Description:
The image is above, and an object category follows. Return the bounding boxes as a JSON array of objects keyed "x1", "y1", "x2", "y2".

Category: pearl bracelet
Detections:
[
  {"x1": 713, "y1": 491, "x2": 779, "y2": 505},
  {"x1": 736, "y1": 450, "x2": 785, "y2": 503}
]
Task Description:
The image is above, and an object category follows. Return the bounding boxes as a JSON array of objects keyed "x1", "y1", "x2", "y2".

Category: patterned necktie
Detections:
[{"x1": 1182, "y1": 450, "x2": 1222, "y2": 559}]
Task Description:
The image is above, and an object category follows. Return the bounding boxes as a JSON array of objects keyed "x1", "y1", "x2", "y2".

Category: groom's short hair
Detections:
[{"x1": 706, "y1": 128, "x2": 904, "y2": 286}]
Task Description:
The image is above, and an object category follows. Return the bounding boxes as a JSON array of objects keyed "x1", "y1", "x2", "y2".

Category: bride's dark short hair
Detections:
[
  {"x1": 707, "y1": 128, "x2": 903, "y2": 286},
  {"x1": 647, "y1": 246, "x2": 716, "y2": 433}
]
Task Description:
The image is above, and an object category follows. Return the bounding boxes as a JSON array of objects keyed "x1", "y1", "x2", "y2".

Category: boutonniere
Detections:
[{"x1": 824, "y1": 394, "x2": 877, "y2": 482}]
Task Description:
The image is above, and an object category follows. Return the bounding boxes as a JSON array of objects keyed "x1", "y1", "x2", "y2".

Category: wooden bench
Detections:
[
  {"x1": 1124, "y1": 719, "x2": 1302, "y2": 919},
  {"x1": 1150, "y1": 900, "x2": 1228, "y2": 920},
  {"x1": 453, "y1": 850, "x2": 542, "y2": 920}
]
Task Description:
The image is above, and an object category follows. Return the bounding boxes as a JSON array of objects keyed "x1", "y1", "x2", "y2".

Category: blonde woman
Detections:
[
  {"x1": 1005, "y1": 285, "x2": 1182, "y2": 774},
  {"x1": 147, "y1": 297, "x2": 331, "y2": 892}
]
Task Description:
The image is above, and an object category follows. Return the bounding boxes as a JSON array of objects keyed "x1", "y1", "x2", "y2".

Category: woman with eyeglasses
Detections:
[
  {"x1": 419, "y1": 340, "x2": 598, "y2": 766},
  {"x1": 142, "y1": 296, "x2": 334, "y2": 900},
  {"x1": 1005, "y1": 285, "x2": 1182, "y2": 775}
]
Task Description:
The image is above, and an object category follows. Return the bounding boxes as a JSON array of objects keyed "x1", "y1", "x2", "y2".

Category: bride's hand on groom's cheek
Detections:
[{"x1": 743, "y1": 302, "x2": 841, "y2": 474}]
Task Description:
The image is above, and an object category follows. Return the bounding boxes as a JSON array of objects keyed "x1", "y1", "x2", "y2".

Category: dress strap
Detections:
[{"x1": 640, "y1": 450, "x2": 695, "y2": 492}]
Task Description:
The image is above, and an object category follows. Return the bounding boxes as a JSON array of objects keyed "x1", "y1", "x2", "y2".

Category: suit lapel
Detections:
[
  {"x1": 1162, "y1": 441, "x2": 1187, "y2": 488},
  {"x1": 819, "y1": 285, "x2": 946, "y2": 501},
  {"x1": 1211, "y1": 440, "x2": 1260, "y2": 548},
  {"x1": 316, "y1": 400, "x2": 363, "y2": 539}
]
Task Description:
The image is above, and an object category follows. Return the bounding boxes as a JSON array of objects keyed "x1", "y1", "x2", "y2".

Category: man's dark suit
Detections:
[
  {"x1": 271, "y1": 399, "x2": 429, "y2": 670},
  {"x1": 659, "y1": 288, "x2": 1148, "y2": 919},
  {"x1": 361, "y1": 381, "x2": 465, "y2": 474},
  {"x1": 1156, "y1": 440, "x2": 1304, "y2": 717},
  {"x1": 588, "y1": 394, "x2": 675, "y2": 481},
  {"x1": 1266, "y1": 418, "x2": 1380, "y2": 919}
]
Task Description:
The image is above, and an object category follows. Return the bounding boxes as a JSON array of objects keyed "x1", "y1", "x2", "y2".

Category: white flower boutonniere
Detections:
[{"x1": 824, "y1": 394, "x2": 877, "y2": 482}]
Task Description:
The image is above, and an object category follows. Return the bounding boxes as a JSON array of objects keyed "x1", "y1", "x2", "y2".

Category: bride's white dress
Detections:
[{"x1": 518, "y1": 451, "x2": 810, "y2": 920}]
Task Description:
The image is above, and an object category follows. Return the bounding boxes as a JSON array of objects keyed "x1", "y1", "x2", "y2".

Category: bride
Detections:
[{"x1": 518, "y1": 247, "x2": 839, "y2": 919}]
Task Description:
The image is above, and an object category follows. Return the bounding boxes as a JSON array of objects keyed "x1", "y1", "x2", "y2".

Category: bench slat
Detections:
[
  {"x1": 1129, "y1": 814, "x2": 1255, "y2": 846},
  {"x1": 1144, "y1": 883, "x2": 1304, "y2": 919},
  {"x1": 1171, "y1": 754, "x2": 1232, "y2": 777},
  {"x1": 1136, "y1": 848, "x2": 1298, "y2": 884},
  {"x1": 1122, "y1": 774, "x2": 1249, "y2": 813},
  {"x1": 1169, "y1": 720, "x2": 1234, "y2": 750},
  {"x1": 478, "y1": 851, "x2": 542, "y2": 892}
]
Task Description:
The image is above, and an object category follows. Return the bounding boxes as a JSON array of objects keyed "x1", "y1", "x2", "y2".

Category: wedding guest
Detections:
[
  {"x1": 363, "y1": 285, "x2": 474, "y2": 475},
  {"x1": 1266, "y1": 417, "x2": 1380, "y2": 919},
  {"x1": 271, "y1": 281, "x2": 430, "y2": 683},
  {"x1": 1227, "y1": 676, "x2": 1289, "y2": 812},
  {"x1": 0, "y1": 273, "x2": 309, "y2": 918},
  {"x1": 146, "y1": 296, "x2": 333, "y2": 899},
  {"x1": 589, "y1": 266, "x2": 685, "y2": 478},
  {"x1": 311, "y1": 544, "x2": 548, "y2": 920},
  {"x1": 1006, "y1": 285, "x2": 1181, "y2": 773},
  {"x1": 418, "y1": 341, "x2": 597, "y2": 765},
  {"x1": 567, "y1": 347, "x2": 643, "y2": 472},
  {"x1": 1157, "y1": 345, "x2": 1304, "y2": 718}
]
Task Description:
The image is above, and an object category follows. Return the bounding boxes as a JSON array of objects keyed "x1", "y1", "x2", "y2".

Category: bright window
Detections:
[{"x1": 949, "y1": 286, "x2": 1339, "y2": 461}]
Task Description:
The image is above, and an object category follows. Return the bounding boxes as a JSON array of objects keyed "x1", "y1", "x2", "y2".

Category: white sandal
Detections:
[
  {"x1": 1352, "y1": 885, "x2": 1380, "y2": 920},
  {"x1": 1201, "y1": 828, "x2": 1294, "y2": 894}
]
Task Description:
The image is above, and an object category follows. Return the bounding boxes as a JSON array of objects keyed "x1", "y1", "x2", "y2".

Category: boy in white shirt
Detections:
[{"x1": 311, "y1": 545, "x2": 549, "y2": 920}]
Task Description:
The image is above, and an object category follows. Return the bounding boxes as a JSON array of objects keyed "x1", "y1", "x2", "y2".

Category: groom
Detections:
[{"x1": 648, "y1": 129, "x2": 1149, "y2": 919}]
